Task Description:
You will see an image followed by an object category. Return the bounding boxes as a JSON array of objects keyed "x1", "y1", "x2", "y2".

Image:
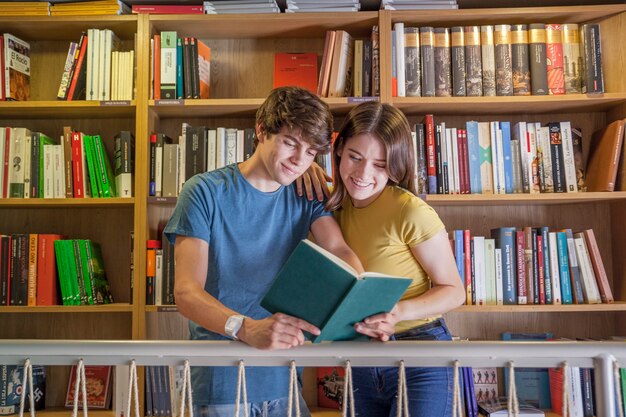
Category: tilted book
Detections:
[{"x1": 260, "y1": 239, "x2": 412, "y2": 343}]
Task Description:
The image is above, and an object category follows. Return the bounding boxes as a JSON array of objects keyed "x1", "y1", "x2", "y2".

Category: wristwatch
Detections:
[{"x1": 224, "y1": 315, "x2": 246, "y2": 340}]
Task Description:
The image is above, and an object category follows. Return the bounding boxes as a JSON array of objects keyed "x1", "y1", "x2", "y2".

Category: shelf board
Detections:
[
  {"x1": 0, "y1": 304, "x2": 133, "y2": 313},
  {"x1": 453, "y1": 302, "x2": 626, "y2": 313},
  {"x1": 1, "y1": 410, "x2": 115, "y2": 417},
  {"x1": 149, "y1": 12, "x2": 379, "y2": 38},
  {"x1": 148, "y1": 196, "x2": 177, "y2": 204},
  {"x1": 393, "y1": 93, "x2": 626, "y2": 115},
  {"x1": 150, "y1": 97, "x2": 371, "y2": 118},
  {"x1": 421, "y1": 191, "x2": 626, "y2": 206},
  {"x1": 390, "y1": 4, "x2": 626, "y2": 25},
  {"x1": 0, "y1": 101, "x2": 136, "y2": 119},
  {"x1": 0, "y1": 15, "x2": 138, "y2": 40},
  {"x1": 0, "y1": 198, "x2": 135, "y2": 208},
  {"x1": 145, "y1": 305, "x2": 179, "y2": 313}
]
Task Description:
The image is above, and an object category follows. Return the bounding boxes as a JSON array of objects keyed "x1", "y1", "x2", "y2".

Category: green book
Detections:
[
  {"x1": 260, "y1": 239, "x2": 412, "y2": 343},
  {"x1": 83, "y1": 135, "x2": 102, "y2": 198}
]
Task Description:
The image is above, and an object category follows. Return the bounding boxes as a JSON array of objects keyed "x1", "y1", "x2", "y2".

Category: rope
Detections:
[
  {"x1": 287, "y1": 361, "x2": 301, "y2": 417},
  {"x1": 342, "y1": 361, "x2": 355, "y2": 417},
  {"x1": 396, "y1": 361, "x2": 410, "y2": 417},
  {"x1": 125, "y1": 360, "x2": 140, "y2": 417},
  {"x1": 70, "y1": 359, "x2": 88, "y2": 417},
  {"x1": 561, "y1": 362, "x2": 572, "y2": 417},
  {"x1": 18, "y1": 358, "x2": 35, "y2": 417},
  {"x1": 507, "y1": 361, "x2": 519, "y2": 417},
  {"x1": 234, "y1": 360, "x2": 248, "y2": 417},
  {"x1": 615, "y1": 361, "x2": 624, "y2": 417},
  {"x1": 451, "y1": 361, "x2": 463, "y2": 417}
]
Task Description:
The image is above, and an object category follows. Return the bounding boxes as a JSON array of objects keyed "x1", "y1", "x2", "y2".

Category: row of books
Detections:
[
  {"x1": 0, "y1": 0, "x2": 129, "y2": 17},
  {"x1": 151, "y1": 34, "x2": 210, "y2": 100},
  {"x1": 452, "y1": 227, "x2": 613, "y2": 306},
  {"x1": 57, "y1": 28, "x2": 135, "y2": 102},
  {"x1": 411, "y1": 116, "x2": 626, "y2": 195},
  {"x1": 148, "y1": 125, "x2": 255, "y2": 199},
  {"x1": 392, "y1": 22, "x2": 603, "y2": 98},
  {"x1": 318, "y1": 27, "x2": 381, "y2": 98},
  {"x1": 286, "y1": 0, "x2": 360, "y2": 13},
  {"x1": 0, "y1": 127, "x2": 129, "y2": 199},
  {"x1": 144, "y1": 365, "x2": 185, "y2": 417},
  {"x1": 145, "y1": 236, "x2": 173, "y2": 306},
  {"x1": 381, "y1": 0, "x2": 458, "y2": 10},
  {"x1": 204, "y1": 0, "x2": 280, "y2": 14},
  {"x1": 0, "y1": 234, "x2": 113, "y2": 307}
]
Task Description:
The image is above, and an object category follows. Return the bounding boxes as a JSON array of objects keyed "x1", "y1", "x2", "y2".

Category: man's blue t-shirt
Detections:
[{"x1": 164, "y1": 164, "x2": 330, "y2": 404}]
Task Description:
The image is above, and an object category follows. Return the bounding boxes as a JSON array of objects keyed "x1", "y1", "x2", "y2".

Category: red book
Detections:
[
  {"x1": 36, "y1": 234, "x2": 64, "y2": 306},
  {"x1": 132, "y1": 5, "x2": 203, "y2": 14},
  {"x1": 65, "y1": 365, "x2": 113, "y2": 409},
  {"x1": 67, "y1": 34, "x2": 88, "y2": 101},
  {"x1": 515, "y1": 230, "x2": 527, "y2": 304},
  {"x1": 457, "y1": 129, "x2": 470, "y2": 194},
  {"x1": 582, "y1": 229, "x2": 614, "y2": 303},
  {"x1": 273, "y1": 53, "x2": 318, "y2": 94},
  {"x1": 71, "y1": 131, "x2": 85, "y2": 198},
  {"x1": 537, "y1": 234, "x2": 546, "y2": 304},
  {"x1": 545, "y1": 24, "x2": 565, "y2": 95},
  {"x1": 317, "y1": 367, "x2": 345, "y2": 409},
  {"x1": 423, "y1": 114, "x2": 436, "y2": 193}
]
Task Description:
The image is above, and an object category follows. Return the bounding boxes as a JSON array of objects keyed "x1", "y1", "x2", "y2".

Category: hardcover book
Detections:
[
  {"x1": 420, "y1": 27, "x2": 435, "y2": 97},
  {"x1": 260, "y1": 239, "x2": 412, "y2": 342},
  {"x1": 273, "y1": 52, "x2": 317, "y2": 94},
  {"x1": 561, "y1": 23, "x2": 582, "y2": 94},
  {"x1": 464, "y1": 26, "x2": 482, "y2": 97},
  {"x1": 585, "y1": 119, "x2": 625, "y2": 192},
  {"x1": 494, "y1": 25, "x2": 513, "y2": 96},
  {"x1": 317, "y1": 367, "x2": 344, "y2": 409},
  {"x1": 451, "y1": 26, "x2": 466, "y2": 96},
  {"x1": 480, "y1": 25, "x2": 496, "y2": 96},
  {"x1": 404, "y1": 27, "x2": 421, "y2": 97},
  {"x1": 528, "y1": 24, "x2": 549, "y2": 95},
  {"x1": 511, "y1": 24, "x2": 531, "y2": 96},
  {"x1": 545, "y1": 24, "x2": 565, "y2": 95},
  {"x1": 433, "y1": 27, "x2": 451, "y2": 97}
]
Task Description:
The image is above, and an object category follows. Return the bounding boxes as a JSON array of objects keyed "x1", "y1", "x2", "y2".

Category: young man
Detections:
[{"x1": 164, "y1": 87, "x2": 363, "y2": 417}]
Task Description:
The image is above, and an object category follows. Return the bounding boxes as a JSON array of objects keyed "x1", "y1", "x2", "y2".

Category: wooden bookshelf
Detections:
[{"x1": 1, "y1": 4, "x2": 626, "y2": 413}]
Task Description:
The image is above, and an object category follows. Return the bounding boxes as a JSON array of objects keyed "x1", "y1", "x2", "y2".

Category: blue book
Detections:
[
  {"x1": 540, "y1": 227, "x2": 553, "y2": 304},
  {"x1": 463, "y1": 367, "x2": 479, "y2": 417},
  {"x1": 500, "y1": 121, "x2": 514, "y2": 194},
  {"x1": 466, "y1": 121, "x2": 482, "y2": 194},
  {"x1": 176, "y1": 37, "x2": 184, "y2": 99},
  {"x1": 491, "y1": 227, "x2": 517, "y2": 304},
  {"x1": 502, "y1": 332, "x2": 553, "y2": 409},
  {"x1": 454, "y1": 230, "x2": 465, "y2": 283},
  {"x1": 556, "y1": 232, "x2": 573, "y2": 304}
]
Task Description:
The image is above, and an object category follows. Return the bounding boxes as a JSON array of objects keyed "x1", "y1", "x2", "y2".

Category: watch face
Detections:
[{"x1": 226, "y1": 315, "x2": 244, "y2": 339}]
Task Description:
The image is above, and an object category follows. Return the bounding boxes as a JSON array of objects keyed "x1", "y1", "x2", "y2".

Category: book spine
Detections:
[
  {"x1": 160, "y1": 31, "x2": 177, "y2": 100},
  {"x1": 464, "y1": 26, "x2": 482, "y2": 97},
  {"x1": 394, "y1": 24, "x2": 405, "y2": 97},
  {"x1": 548, "y1": 232, "x2": 562, "y2": 304},
  {"x1": 541, "y1": 226, "x2": 553, "y2": 304},
  {"x1": 415, "y1": 124, "x2": 427, "y2": 194},
  {"x1": 451, "y1": 26, "x2": 466, "y2": 96},
  {"x1": 523, "y1": 226, "x2": 535, "y2": 304},
  {"x1": 531, "y1": 228, "x2": 540, "y2": 304},
  {"x1": 420, "y1": 27, "x2": 435, "y2": 97},
  {"x1": 511, "y1": 24, "x2": 531, "y2": 96},
  {"x1": 564, "y1": 229, "x2": 585, "y2": 304},
  {"x1": 57, "y1": 41, "x2": 79, "y2": 100},
  {"x1": 528, "y1": 24, "x2": 549, "y2": 95},
  {"x1": 546, "y1": 24, "x2": 565, "y2": 95},
  {"x1": 559, "y1": 121, "x2": 578, "y2": 192},
  {"x1": 515, "y1": 230, "x2": 527, "y2": 304},
  {"x1": 404, "y1": 27, "x2": 421, "y2": 97},
  {"x1": 362, "y1": 40, "x2": 372, "y2": 97},
  {"x1": 580, "y1": 24, "x2": 604, "y2": 94},
  {"x1": 371, "y1": 25, "x2": 380, "y2": 97},
  {"x1": 561, "y1": 23, "x2": 582, "y2": 94},
  {"x1": 480, "y1": 25, "x2": 496, "y2": 96},
  {"x1": 424, "y1": 114, "x2": 437, "y2": 193},
  {"x1": 582, "y1": 229, "x2": 613, "y2": 303},
  {"x1": 494, "y1": 25, "x2": 513, "y2": 96},
  {"x1": 149, "y1": 134, "x2": 156, "y2": 196},
  {"x1": 536, "y1": 232, "x2": 546, "y2": 304},
  {"x1": 434, "y1": 27, "x2": 451, "y2": 97},
  {"x1": 548, "y1": 122, "x2": 566, "y2": 193},
  {"x1": 556, "y1": 232, "x2": 573, "y2": 304}
]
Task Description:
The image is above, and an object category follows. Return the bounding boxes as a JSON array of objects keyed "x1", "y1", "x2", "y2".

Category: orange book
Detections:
[
  {"x1": 273, "y1": 52, "x2": 318, "y2": 94},
  {"x1": 36, "y1": 234, "x2": 64, "y2": 306},
  {"x1": 197, "y1": 39, "x2": 211, "y2": 99},
  {"x1": 317, "y1": 31, "x2": 335, "y2": 97},
  {"x1": 585, "y1": 119, "x2": 625, "y2": 191}
]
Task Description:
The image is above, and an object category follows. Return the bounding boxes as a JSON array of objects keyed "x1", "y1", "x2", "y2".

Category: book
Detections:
[
  {"x1": 0, "y1": 365, "x2": 46, "y2": 415},
  {"x1": 260, "y1": 239, "x2": 412, "y2": 342},
  {"x1": 316, "y1": 367, "x2": 344, "y2": 409},
  {"x1": 528, "y1": 24, "x2": 549, "y2": 95},
  {"x1": 478, "y1": 397, "x2": 545, "y2": 416},
  {"x1": 273, "y1": 52, "x2": 317, "y2": 93},
  {"x1": 65, "y1": 365, "x2": 112, "y2": 409},
  {"x1": 197, "y1": 39, "x2": 211, "y2": 99},
  {"x1": 585, "y1": 119, "x2": 625, "y2": 192},
  {"x1": 3, "y1": 33, "x2": 30, "y2": 101}
]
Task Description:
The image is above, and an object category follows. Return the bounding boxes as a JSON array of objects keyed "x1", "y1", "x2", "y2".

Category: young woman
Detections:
[{"x1": 310, "y1": 101, "x2": 466, "y2": 417}]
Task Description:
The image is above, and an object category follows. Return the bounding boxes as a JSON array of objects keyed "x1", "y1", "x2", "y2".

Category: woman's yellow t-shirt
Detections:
[{"x1": 334, "y1": 186, "x2": 445, "y2": 332}]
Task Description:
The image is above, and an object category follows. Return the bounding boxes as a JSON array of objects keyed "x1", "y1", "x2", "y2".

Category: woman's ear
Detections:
[{"x1": 335, "y1": 141, "x2": 344, "y2": 157}]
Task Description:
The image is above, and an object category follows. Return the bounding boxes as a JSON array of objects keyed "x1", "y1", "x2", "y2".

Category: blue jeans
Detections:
[
  {"x1": 193, "y1": 392, "x2": 311, "y2": 417},
  {"x1": 352, "y1": 318, "x2": 454, "y2": 417}
]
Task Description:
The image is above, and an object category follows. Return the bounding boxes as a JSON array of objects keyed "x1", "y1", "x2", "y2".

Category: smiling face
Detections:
[
  {"x1": 256, "y1": 125, "x2": 319, "y2": 188},
  {"x1": 338, "y1": 133, "x2": 389, "y2": 208}
]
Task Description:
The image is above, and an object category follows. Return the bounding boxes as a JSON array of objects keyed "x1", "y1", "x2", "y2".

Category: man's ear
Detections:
[{"x1": 255, "y1": 124, "x2": 266, "y2": 143}]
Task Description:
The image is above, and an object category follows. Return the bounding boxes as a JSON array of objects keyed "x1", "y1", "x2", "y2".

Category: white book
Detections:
[
  {"x1": 484, "y1": 238, "x2": 496, "y2": 305},
  {"x1": 385, "y1": 4, "x2": 458, "y2": 9},
  {"x1": 155, "y1": 248, "x2": 163, "y2": 305},
  {"x1": 52, "y1": 144, "x2": 65, "y2": 198},
  {"x1": 538, "y1": 125, "x2": 554, "y2": 193},
  {"x1": 489, "y1": 122, "x2": 502, "y2": 194},
  {"x1": 495, "y1": 247, "x2": 503, "y2": 305},
  {"x1": 513, "y1": 122, "x2": 529, "y2": 192},
  {"x1": 569, "y1": 367, "x2": 584, "y2": 417},
  {"x1": 206, "y1": 129, "x2": 216, "y2": 172},
  {"x1": 42, "y1": 144, "x2": 55, "y2": 199},
  {"x1": 451, "y1": 127, "x2": 460, "y2": 194},
  {"x1": 210, "y1": 7, "x2": 280, "y2": 13},
  {"x1": 548, "y1": 232, "x2": 562, "y2": 305},
  {"x1": 526, "y1": 122, "x2": 540, "y2": 193},
  {"x1": 113, "y1": 365, "x2": 130, "y2": 417},
  {"x1": 155, "y1": 138, "x2": 163, "y2": 197},
  {"x1": 236, "y1": 129, "x2": 244, "y2": 163},
  {"x1": 22, "y1": 130, "x2": 31, "y2": 198},
  {"x1": 8, "y1": 127, "x2": 29, "y2": 198},
  {"x1": 111, "y1": 51, "x2": 118, "y2": 100},
  {"x1": 328, "y1": 30, "x2": 353, "y2": 97},
  {"x1": 178, "y1": 135, "x2": 185, "y2": 194},
  {"x1": 394, "y1": 22, "x2": 405, "y2": 97},
  {"x1": 100, "y1": 29, "x2": 114, "y2": 101},
  {"x1": 573, "y1": 235, "x2": 601, "y2": 304},
  {"x1": 216, "y1": 127, "x2": 227, "y2": 168},
  {"x1": 205, "y1": 0, "x2": 277, "y2": 5},
  {"x1": 473, "y1": 236, "x2": 486, "y2": 305},
  {"x1": 162, "y1": 143, "x2": 179, "y2": 198},
  {"x1": 559, "y1": 121, "x2": 578, "y2": 192},
  {"x1": 225, "y1": 128, "x2": 237, "y2": 165},
  {"x1": 444, "y1": 128, "x2": 453, "y2": 194},
  {"x1": 289, "y1": 0, "x2": 358, "y2": 3},
  {"x1": 477, "y1": 121, "x2": 493, "y2": 194}
]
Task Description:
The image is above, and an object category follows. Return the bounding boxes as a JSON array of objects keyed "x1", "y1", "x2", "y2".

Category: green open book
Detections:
[{"x1": 260, "y1": 239, "x2": 412, "y2": 343}]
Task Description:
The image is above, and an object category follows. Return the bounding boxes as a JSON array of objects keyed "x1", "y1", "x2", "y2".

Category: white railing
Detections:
[{"x1": 1, "y1": 340, "x2": 625, "y2": 417}]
